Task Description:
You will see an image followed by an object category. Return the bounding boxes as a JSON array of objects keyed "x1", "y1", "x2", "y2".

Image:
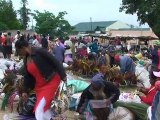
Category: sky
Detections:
[{"x1": 13, "y1": 0, "x2": 149, "y2": 27}]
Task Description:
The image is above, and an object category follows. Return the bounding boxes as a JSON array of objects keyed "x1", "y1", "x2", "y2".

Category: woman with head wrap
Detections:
[{"x1": 76, "y1": 73, "x2": 120, "y2": 119}]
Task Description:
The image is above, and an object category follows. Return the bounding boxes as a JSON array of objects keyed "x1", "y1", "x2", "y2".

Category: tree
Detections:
[
  {"x1": 0, "y1": 0, "x2": 21, "y2": 30},
  {"x1": 18, "y1": 0, "x2": 31, "y2": 30},
  {"x1": 120, "y1": 0, "x2": 160, "y2": 38},
  {"x1": 33, "y1": 10, "x2": 74, "y2": 38},
  {"x1": 0, "y1": 22, "x2": 8, "y2": 31}
]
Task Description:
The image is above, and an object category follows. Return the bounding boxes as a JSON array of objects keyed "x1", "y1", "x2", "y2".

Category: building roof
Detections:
[
  {"x1": 74, "y1": 21, "x2": 117, "y2": 32},
  {"x1": 111, "y1": 28, "x2": 151, "y2": 31},
  {"x1": 109, "y1": 28, "x2": 158, "y2": 38}
]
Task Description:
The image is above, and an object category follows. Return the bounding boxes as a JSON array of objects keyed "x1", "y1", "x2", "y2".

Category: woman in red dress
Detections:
[{"x1": 15, "y1": 36, "x2": 67, "y2": 120}]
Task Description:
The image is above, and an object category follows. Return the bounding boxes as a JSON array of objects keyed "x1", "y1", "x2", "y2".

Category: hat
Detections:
[
  {"x1": 91, "y1": 73, "x2": 104, "y2": 86},
  {"x1": 114, "y1": 54, "x2": 120, "y2": 62},
  {"x1": 153, "y1": 71, "x2": 160, "y2": 78}
]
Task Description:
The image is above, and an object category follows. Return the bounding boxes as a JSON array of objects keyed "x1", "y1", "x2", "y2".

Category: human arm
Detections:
[
  {"x1": 137, "y1": 87, "x2": 149, "y2": 95},
  {"x1": 76, "y1": 89, "x2": 90, "y2": 114},
  {"x1": 104, "y1": 81, "x2": 120, "y2": 103},
  {"x1": 138, "y1": 95, "x2": 152, "y2": 105},
  {"x1": 138, "y1": 87, "x2": 157, "y2": 105}
]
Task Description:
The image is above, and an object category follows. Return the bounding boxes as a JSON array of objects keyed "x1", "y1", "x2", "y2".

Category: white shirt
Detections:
[
  {"x1": 64, "y1": 40, "x2": 72, "y2": 55},
  {"x1": 75, "y1": 42, "x2": 86, "y2": 49},
  {"x1": 32, "y1": 39, "x2": 41, "y2": 47}
]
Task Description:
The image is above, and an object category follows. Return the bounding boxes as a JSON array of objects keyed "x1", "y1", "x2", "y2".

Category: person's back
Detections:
[
  {"x1": 53, "y1": 44, "x2": 65, "y2": 63},
  {"x1": 89, "y1": 41, "x2": 98, "y2": 54},
  {"x1": 120, "y1": 55, "x2": 135, "y2": 74}
]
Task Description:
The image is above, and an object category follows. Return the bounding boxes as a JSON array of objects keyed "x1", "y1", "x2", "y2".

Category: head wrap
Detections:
[
  {"x1": 114, "y1": 54, "x2": 120, "y2": 62},
  {"x1": 91, "y1": 73, "x2": 104, "y2": 86}
]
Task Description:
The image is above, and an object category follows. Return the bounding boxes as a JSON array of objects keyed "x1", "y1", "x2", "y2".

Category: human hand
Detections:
[
  {"x1": 137, "y1": 87, "x2": 145, "y2": 92},
  {"x1": 105, "y1": 99, "x2": 111, "y2": 106}
]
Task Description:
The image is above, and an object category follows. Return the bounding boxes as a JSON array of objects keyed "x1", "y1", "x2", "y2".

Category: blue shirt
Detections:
[
  {"x1": 120, "y1": 55, "x2": 135, "y2": 74},
  {"x1": 53, "y1": 45, "x2": 65, "y2": 63}
]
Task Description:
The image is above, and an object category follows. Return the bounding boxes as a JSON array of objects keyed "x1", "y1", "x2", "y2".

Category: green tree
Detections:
[
  {"x1": 33, "y1": 10, "x2": 74, "y2": 38},
  {"x1": 0, "y1": 22, "x2": 8, "y2": 31},
  {"x1": 0, "y1": 0, "x2": 21, "y2": 30},
  {"x1": 120, "y1": 0, "x2": 160, "y2": 38},
  {"x1": 18, "y1": 0, "x2": 31, "y2": 30}
]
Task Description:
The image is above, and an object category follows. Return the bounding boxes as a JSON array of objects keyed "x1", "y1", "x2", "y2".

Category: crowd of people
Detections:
[{"x1": 1, "y1": 30, "x2": 160, "y2": 120}]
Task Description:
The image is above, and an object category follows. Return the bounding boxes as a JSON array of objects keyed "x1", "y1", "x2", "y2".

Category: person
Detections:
[
  {"x1": 15, "y1": 36, "x2": 67, "y2": 120},
  {"x1": 14, "y1": 30, "x2": 21, "y2": 56},
  {"x1": 32, "y1": 35, "x2": 41, "y2": 48},
  {"x1": 64, "y1": 37, "x2": 72, "y2": 58},
  {"x1": 76, "y1": 74, "x2": 120, "y2": 119},
  {"x1": 53, "y1": 38, "x2": 65, "y2": 63},
  {"x1": 5, "y1": 32, "x2": 13, "y2": 59},
  {"x1": 137, "y1": 72, "x2": 157, "y2": 105},
  {"x1": 89, "y1": 39, "x2": 99, "y2": 55},
  {"x1": 97, "y1": 49, "x2": 107, "y2": 66},
  {"x1": 75, "y1": 40, "x2": 86, "y2": 58},
  {"x1": 151, "y1": 71, "x2": 160, "y2": 120},
  {"x1": 2, "y1": 33, "x2": 7, "y2": 58},
  {"x1": 150, "y1": 45, "x2": 159, "y2": 72},
  {"x1": 114, "y1": 54, "x2": 135, "y2": 74},
  {"x1": 41, "y1": 34, "x2": 48, "y2": 49}
]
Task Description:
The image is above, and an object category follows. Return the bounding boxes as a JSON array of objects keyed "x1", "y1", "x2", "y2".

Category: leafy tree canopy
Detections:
[
  {"x1": 33, "y1": 10, "x2": 74, "y2": 38},
  {"x1": 120, "y1": 0, "x2": 160, "y2": 38},
  {"x1": 0, "y1": 0, "x2": 21, "y2": 30},
  {"x1": 18, "y1": 0, "x2": 31, "y2": 30}
]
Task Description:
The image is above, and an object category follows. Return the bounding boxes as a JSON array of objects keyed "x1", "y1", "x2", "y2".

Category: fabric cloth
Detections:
[
  {"x1": 113, "y1": 101, "x2": 149, "y2": 120},
  {"x1": 155, "y1": 81, "x2": 160, "y2": 90},
  {"x1": 35, "y1": 97, "x2": 52, "y2": 120},
  {"x1": 27, "y1": 61, "x2": 61, "y2": 112},
  {"x1": 139, "y1": 85, "x2": 157, "y2": 105},
  {"x1": 67, "y1": 80, "x2": 89, "y2": 93},
  {"x1": 152, "y1": 91, "x2": 160, "y2": 120}
]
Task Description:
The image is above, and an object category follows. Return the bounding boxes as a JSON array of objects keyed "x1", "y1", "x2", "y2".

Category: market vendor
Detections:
[
  {"x1": 114, "y1": 54, "x2": 135, "y2": 74},
  {"x1": 137, "y1": 72, "x2": 157, "y2": 106},
  {"x1": 76, "y1": 73, "x2": 120, "y2": 119}
]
